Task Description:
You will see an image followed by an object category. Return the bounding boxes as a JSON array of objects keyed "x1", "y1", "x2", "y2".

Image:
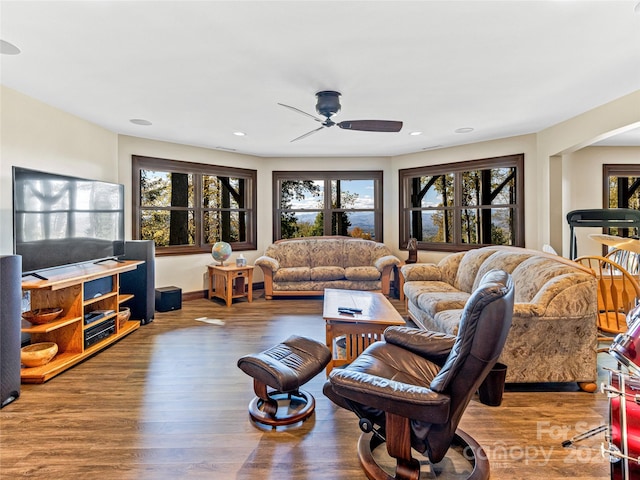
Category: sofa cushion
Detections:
[
  {"x1": 267, "y1": 241, "x2": 310, "y2": 268},
  {"x1": 432, "y1": 309, "x2": 464, "y2": 335},
  {"x1": 416, "y1": 291, "x2": 471, "y2": 319},
  {"x1": 453, "y1": 248, "x2": 498, "y2": 293},
  {"x1": 344, "y1": 240, "x2": 375, "y2": 267},
  {"x1": 471, "y1": 251, "x2": 531, "y2": 292},
  {"x1": 511, "y1": 256, "x2": 585, "y2": 303},
  {"x1": 273, "y1": 267, "x2": 311, "y2": 282},
  {"x1": 311, "y1": 266, "x2": 345, "y2": 281},
  {"x1": 309, "y1": 239, "x2": 344, "y2": 268},
  {"x1": 404, "y1": 280, "x2": 460, "y2": 303},
  {"x1": 531, "y1": 274, "x2": 595, "y2": 317},
  {"x1": 344, "y1": 266, "x2": 380, "y2": 281},
  {"x1": 437, "y1": 252, "x2": 465, "y2": 285}
]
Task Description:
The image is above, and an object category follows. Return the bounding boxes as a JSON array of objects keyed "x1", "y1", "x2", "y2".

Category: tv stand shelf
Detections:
[
  {"x1": 21, "y1": 260, "x2": 143, "y2": 384},
  {"x1": 83, "y1": 291, "x2": 117, "y2": 307}
]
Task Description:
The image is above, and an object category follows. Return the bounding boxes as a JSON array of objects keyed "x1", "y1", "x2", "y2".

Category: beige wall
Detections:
[
  {"x1": 2, "y1": 84, "x2": 639, "y2": 294},
  {"x1": 0, "y1": 86, "x2": 117, "y2": 253}
]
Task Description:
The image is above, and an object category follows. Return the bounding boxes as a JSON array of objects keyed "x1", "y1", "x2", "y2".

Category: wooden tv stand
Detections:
[{"x1": 20, "y1": 260, "x2": 143, "y2": 384}]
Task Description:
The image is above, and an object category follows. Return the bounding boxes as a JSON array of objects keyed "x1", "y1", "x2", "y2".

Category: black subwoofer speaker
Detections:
[
  {"x1": 119, "y1": 240, "x2": 155, "y2": 325},
  {"x1": 1, "y1": 255, "x2": 21, "y2": 408},
  {"x1": 155, "y1": 286, "x2": 182, "y2": 312}
]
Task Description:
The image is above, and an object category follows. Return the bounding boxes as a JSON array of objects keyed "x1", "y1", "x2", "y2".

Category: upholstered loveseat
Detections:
[
  {"x1": 401, "y1": 246, "x2": 598, "y2": 387},
  {"x1": 255, "y1": 236, "x2": 401, "y2": 299}
]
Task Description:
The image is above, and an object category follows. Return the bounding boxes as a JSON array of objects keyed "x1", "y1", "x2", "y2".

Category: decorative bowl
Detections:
[
  {"x1": 22, "y1": 307, "x2": 63, "y2": 325},
  {"x1": 117, "y1": 307, "x2": 131, "y2": 327},
  {"x1": 21, "y1": 342, "x2": 58, "y2": 368}
]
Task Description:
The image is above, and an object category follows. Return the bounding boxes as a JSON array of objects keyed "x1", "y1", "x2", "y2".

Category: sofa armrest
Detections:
[
  {"x1": 373, "y1": 255, "x2": 401, "y2": 296},
  {"x1": 374, "y1": 254, "x2": 401, "y2": 272},
  {"x1": 255, "y1": 255, "x2": 279, "y2": 272},
  {"x1": 384, "y1": 326, "x2": 456, "y2": 365},
  {"x1": 401, "y1": 263, "x2": 442, "y2": 282},
  {"x1": 255, "y1": 256, "x2": 279, "y2": 300}
]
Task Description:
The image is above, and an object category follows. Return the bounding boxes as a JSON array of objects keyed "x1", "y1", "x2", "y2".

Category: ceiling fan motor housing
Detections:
[{"x1": 316, "y1": 90, "x2": 341, "y2": 117}]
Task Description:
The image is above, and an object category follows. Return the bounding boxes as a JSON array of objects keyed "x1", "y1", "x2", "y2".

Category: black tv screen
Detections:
[{"x1": 12, "y1": 167, "x2": 125, "y2": 275}]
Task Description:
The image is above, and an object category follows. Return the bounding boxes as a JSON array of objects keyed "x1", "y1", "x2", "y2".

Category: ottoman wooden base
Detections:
[
  {"x1": 237, "y1": 335, "x2": 331, "y2": 428},
  {"x1": 248, "y1": 389, "x2": 316, "y2": 427}
]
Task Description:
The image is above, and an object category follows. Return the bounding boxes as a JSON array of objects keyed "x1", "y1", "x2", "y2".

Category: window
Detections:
[
  {"x1": 399, "y1": 154, "x2": 524, "y2": 251},
  {"x1": 132, "y1": 156, "x2": 257, "y2": 255},
  {"x1": 273, "y1": 171, "x2": 383, "y2": 241},
  {"x1": 604, "y1": 164, "x2": 640, "y2": 237}
]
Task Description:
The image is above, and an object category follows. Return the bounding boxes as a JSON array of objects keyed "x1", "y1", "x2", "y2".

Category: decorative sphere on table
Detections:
[{"x1": 211, "y1": 241, "x2": 232, "y2": 265}]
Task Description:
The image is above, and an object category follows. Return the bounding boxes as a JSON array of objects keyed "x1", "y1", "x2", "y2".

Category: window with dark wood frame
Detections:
[
  {"x1": 132, "y1": 155, "x2": 257, "y2": 255},
  {"x1": 273, "y1": 171, "x2": 383, "y2": 242},
  {"x1": 399, "y1": 154, "x2": 524, "y2": 252},
  {"x1": 603, "y1": 163, "x2": 640, "y2": 238}
]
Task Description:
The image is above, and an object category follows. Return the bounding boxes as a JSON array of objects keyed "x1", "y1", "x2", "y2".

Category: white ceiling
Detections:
[{"x1": 1, "y1": 0, "x2": 639, "y2": 157}]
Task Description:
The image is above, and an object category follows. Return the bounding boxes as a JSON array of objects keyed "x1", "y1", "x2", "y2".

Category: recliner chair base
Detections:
[{"x1": 358, "y1": 429, "x2": 490, "y2": 480}]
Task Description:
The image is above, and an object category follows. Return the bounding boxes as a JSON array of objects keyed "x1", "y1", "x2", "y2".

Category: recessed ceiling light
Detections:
[
  {"x1": 0, "y1": 39, "x2": 21, "y2": 55},
  {"x1": 233, "y1": 131, "x2": 246, "y2": 137},
  {"x1": 409, "y1": 131, "x2": 423, "y2": 136},
  {"x1": 454, "y1": 127, "x2": 474, "y2": 134},
  {"x1": 130, "y1": 119, "x2": 152, "y2": 126},
  {"x1": 422, "y1": 145, "x2": 443, "y2": 151}
]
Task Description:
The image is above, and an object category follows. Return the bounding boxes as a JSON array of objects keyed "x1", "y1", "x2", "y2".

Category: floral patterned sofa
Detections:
[
  {"x1": 255, "y1": 236, "x2": 401, "y2": 299},
  {"x1": 401, "y1": 246, "x2": 598, "y2": 388}
]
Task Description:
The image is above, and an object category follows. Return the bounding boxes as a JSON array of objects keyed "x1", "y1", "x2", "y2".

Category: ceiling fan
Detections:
[{"x1": 278, "y1": 90, "x2": 403, "y2": 142}]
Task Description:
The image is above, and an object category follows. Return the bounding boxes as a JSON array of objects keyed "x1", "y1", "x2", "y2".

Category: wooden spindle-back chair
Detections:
[{"x1": 575, "y1": 255, "x2": 640, "y2": 340}]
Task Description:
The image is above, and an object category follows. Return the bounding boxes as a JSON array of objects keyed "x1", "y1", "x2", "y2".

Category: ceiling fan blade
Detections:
[
  {"x1": 278, "y1": 103, "x2": 324, "y2": 123},
  {"x1": 337, "y1": 120, "x2": 403, "y2": 132},
  {"x1": 290, "y1": 125, "x2": 326, "y2": 142}
]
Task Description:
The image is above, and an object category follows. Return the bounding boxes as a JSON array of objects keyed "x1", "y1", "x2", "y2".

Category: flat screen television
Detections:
[{"x1": 12, "y1": 167, "x2": 125, "y2": 276}]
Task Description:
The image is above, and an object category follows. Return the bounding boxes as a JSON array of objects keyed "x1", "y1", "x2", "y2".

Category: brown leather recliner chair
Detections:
[{"x1": 323, "y1": 269, "x2": 515, "y2": 480}]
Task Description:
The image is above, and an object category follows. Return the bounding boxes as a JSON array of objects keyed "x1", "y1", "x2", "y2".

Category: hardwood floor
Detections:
[{"x1": 0, "y1": 292, "x2": 615, "y2": 479}]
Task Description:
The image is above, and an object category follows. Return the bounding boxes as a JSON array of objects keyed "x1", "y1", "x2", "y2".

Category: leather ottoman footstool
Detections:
[{"x1": 237, "y1": 335, "x2": 331, "y2": 428}]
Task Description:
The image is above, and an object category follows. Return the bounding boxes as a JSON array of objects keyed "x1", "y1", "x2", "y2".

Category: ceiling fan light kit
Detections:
[{"x1": 279, "y1": 90, "x2": 403, "y2": 142}]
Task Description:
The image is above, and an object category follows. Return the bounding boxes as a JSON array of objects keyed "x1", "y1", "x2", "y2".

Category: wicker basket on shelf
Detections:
[{"x1": 117, "y1": 307, "x2": 131, "y2": 328}]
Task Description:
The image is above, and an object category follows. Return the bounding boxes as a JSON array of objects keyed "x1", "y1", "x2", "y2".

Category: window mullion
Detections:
[
  {"x1": 194, "y1": 173, "x2": 203, "y2": 248},
  {"x1": 454, "y1": 171, "x2": 463, "y2": 244},
  {"x1": 324, "y1": 178, "x2": 332, "y2": 236}
]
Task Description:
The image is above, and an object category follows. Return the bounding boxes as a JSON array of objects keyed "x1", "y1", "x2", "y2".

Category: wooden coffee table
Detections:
[{"x1": 323, "y1": 288, "x2": 405, "y2": 374}]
